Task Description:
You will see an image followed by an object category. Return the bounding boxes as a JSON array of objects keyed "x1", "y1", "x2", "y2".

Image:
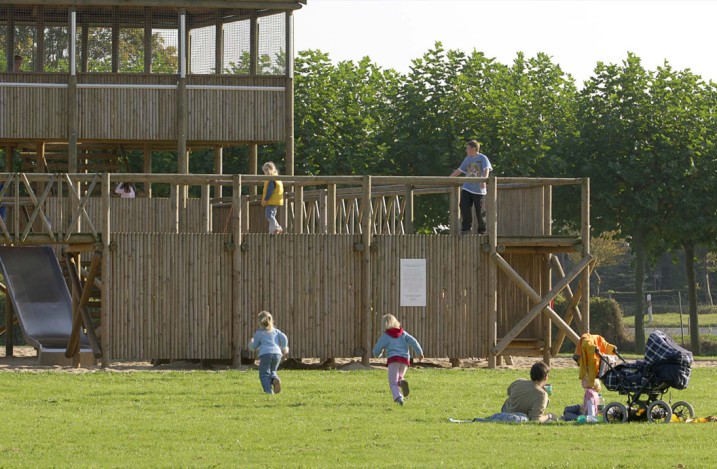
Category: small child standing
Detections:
[
  {"x1": 248, "y1": 311, "x2": 289, "y2": 394},
  {"x1": 261, "y1": 161, "x2": 284, "y2": 234},
  {"x1": 372, "y1": 314, "x2": 424, "y2": 405}
]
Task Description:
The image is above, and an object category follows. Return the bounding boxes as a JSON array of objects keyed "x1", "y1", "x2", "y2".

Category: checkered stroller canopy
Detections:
[
  {"x1": 601, "y1": 330, "x2": 693, "y2": 393},
  {"x1": 644, "y1": 330, "x2": 693, "y2": 390}
]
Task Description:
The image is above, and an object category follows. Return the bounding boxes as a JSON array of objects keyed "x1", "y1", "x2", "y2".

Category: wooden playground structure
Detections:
[
  {"x1": 1, "y1": 0, "x2": 592, "y2": 368},
  {"x1": 0, "y1": 173, "x2": 593, "y2": 368}
]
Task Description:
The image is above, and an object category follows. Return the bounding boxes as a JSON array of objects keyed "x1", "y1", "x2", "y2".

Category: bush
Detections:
[
  {"x1": 698, "y1": 305, "x2": 717, "y2": 315},
  {"x1": 553, "y1": 295, "x2": 633, "y2": 353},
  {"x1": 681, "y1": 334, "x2": 717, "y2": 356}
]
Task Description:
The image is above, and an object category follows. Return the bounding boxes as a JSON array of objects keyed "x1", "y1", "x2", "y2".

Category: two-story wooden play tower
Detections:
[{"x1": 1, "y1": 0, "x2": 592, "y2": 368}]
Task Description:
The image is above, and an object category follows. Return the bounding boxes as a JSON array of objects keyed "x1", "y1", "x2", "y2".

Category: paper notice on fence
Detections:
[{"x1": 400, "y1": 259, "x2": 426, "y2": 307}]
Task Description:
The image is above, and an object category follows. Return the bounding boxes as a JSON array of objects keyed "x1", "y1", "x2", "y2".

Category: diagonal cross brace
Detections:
[{"x1": 492, "y1": 252, "x2": 593, "y2": 356}]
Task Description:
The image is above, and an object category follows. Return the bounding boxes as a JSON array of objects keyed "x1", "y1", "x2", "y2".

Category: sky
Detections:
[{"x1": 294, "y1": 0, "x2": 717, "y2": 86}]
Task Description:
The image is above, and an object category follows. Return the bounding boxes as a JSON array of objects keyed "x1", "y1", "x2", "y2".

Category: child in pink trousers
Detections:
[{"x1": 372, "y1": 314, "x2": 424, "y2": 405}]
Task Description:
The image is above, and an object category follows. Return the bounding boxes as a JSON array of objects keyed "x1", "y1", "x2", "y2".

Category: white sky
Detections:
[{"x1": 294, "y1": 0, "x2": 717, "y2": 86}]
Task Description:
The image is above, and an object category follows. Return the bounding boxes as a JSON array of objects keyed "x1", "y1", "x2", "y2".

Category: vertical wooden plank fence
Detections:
[{"x1": 0, "y1": 173, "x2": 591, "y2": 366}]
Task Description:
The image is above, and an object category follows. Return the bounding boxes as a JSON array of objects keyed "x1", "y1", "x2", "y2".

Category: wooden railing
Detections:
[{"x1": 0, "y1": 173, "x2": 588, "y2": 244}]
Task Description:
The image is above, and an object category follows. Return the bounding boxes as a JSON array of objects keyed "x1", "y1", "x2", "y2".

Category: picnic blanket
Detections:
[{"x1": 449, "y1": 412, "x2": 529, "y2": 423}]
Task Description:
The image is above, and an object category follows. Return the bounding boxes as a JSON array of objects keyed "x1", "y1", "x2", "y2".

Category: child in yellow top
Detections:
[{"x1": 261, "y1": 161, "x2": 284, "y2": 234}]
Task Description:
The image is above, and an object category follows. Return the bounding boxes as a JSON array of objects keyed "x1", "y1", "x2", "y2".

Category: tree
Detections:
[
  {"x1": 652, "y1": 67, "x2": 717, "y2": 354},
  {"x1": 576, "y1": 54, "x2": 670, "y2": 352}
]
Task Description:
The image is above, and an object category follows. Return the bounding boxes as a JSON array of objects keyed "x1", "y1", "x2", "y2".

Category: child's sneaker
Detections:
[
  {"x1": 394, "y1": 396, "x2": 404, "y2": 406},
  {"x1": 272, "y1": 377, "x2": 281, "y2": 394},
  {"x1": 399, "y1": 379, "x2": 410, "y2": 398}
]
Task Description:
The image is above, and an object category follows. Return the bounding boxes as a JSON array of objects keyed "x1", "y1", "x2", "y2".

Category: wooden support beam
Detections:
[
  {"x1": 580, "y1": 177, "x2": 591, "y2": 329},
  {"x1": 63, "y1": 251, "x2": 102, "y2": 359},
  {"x1": 99, "y1": 173, "x2": 111, "y2": 366},
  {"x1": 492, "y1": 252, "x2": 592, "y2": 356},
  {"x1": 549, "y1": 255, "x2": 588, "y2": 356},
  {"x1": 143, "y1": 144, "x2": 152, "y2": 198},
  {"x1": 487, "y1": 175, "x2": 498, "y2": 368},
  {"x1": 231, "y1": 174, "x2": 243, "y2": 367},
  {"x1": 361, "y1": 175, "x2": 372, "y2": 365}
]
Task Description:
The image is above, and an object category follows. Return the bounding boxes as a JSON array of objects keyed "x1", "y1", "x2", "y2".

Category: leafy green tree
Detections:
[
  {"x1": 287, "y1": 50, "x2": 400, "y2": 177},
  {"x1": 652, "y1": 67, "x2": 717, "y2": 354},
  {"x1": 390, "y1": 43, "x2": 471, "y2": 229},
  {"x1": 575, "y1": 54, "x2": 670, "y2": 352}
]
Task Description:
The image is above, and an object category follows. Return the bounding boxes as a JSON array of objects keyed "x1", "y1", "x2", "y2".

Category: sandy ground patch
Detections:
[{"x1": 2, "y1": 346, "x2": 715, "y2": 373}]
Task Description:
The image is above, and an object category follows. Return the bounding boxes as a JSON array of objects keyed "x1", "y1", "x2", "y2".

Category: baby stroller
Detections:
[{"x1": 598, "y1": 330, "x2": 695, "y2": 423}]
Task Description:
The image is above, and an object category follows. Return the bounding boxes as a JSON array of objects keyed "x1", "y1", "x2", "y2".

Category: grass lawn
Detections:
[
  {"x1": 624, "y1": 312, "x2": 717, "y2": 329},
  {"x1": 1, "y1": 366, "x2": 717, "y2": 468}
]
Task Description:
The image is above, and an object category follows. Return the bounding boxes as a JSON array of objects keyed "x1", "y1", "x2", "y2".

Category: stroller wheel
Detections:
[
  {"x1": 604, "y1": 402, "x2": 628, "y2": 423},
  {"x1": 671, "y1": 401, "x2": 695, "y2": 422},
  {"x1": 647, "y1": 400, "x2": 673, "y2": 423}
]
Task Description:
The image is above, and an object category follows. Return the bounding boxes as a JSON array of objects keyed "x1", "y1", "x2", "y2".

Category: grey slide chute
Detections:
[{"x1": 0, "y1": 246, "x2": 91, "y2": 355}]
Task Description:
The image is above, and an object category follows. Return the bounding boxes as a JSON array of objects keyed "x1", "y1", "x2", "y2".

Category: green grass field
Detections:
[
  {"x1": 624, "y1": 312, "x2": 717, "y2": 329},
  {"x1": 2, "y1": 366, "x2": 717, "y2": 468}
]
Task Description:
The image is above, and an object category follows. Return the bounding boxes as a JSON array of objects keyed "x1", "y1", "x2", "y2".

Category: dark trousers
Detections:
[{"x1": 460, "y1": 189, "x2": 486, "y2": 233}]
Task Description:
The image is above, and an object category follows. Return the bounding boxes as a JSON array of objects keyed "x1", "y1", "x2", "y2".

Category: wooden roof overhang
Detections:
[{"x1": 1, "y1": 1, "x2": 306, "y2": 28}]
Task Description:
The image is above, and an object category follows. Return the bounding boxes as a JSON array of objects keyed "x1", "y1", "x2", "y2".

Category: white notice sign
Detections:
[{"x1": 400, "y1": 259, "x2": 426, "y2": 307}]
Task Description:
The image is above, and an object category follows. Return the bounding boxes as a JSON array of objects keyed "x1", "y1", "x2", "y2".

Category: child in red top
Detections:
[{"x1": 372, "y1": 314, "x2": 424, "y2": 405}]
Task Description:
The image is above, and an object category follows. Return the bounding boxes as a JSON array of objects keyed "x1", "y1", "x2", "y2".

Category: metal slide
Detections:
[{"x1": 0, "y1": 246, "x2": 92, "y2": 363}]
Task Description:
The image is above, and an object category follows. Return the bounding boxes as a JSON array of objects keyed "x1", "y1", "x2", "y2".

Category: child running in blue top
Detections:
[
  {"x1": 372, "y1": 314, "x2": 424, "y2": 405},
  {"x1": 249, "y1": 311, "x2": 289, "y2": 394}
]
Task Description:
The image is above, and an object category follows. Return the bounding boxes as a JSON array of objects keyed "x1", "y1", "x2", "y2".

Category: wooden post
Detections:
[
  {"x1": 231, "y1": 175, "x2": 243, "y2": 367},
  {"x1": 143, "y1": 144, "x2": 152, "y2": 198},
  {"x1": 5, "y1": 7, "x2": 14, "y2": 72},
  {"x1": 327, "y1": 184, "x2": 337, "y2": 234},
  {"x1": 67, "y1": 8, "x2": 78, "y2": 172},
  {"x1": 214, "y1": 146, "x2": 223, "y2": 199},
  {"x1": 241, "y1": 195, "x2": 250, "y2": 233},
  {"x1": 405, "y1": 185, "x2": 414, "y2": 234},
  {"x1": 581, "y1": 177, "x2": 591, "y2": 330},
  {"x1": 249, "y1": 144, "x2": 257, "y2": 196},
  {"x1": 487, "y1": 176, "x2": 498, "y2": 368},
  {"x1": 4, "y1": 145, "x2": 13, "y2": 172},
  {"x1": 215, "y1": 13, "x2": 224, "y2": 75},
  {"x1": 111, "y1": 7, "x2": 119, "y2": 73},
  {"x1": 36, "y1": 7, "x2": 45, "y2": 72},
  {"x1": 361, "y1": 176, "x2": 372, "y2": 365},
  {"x1": 13, "y1": 173, "x2": 19, "y2": 241},
  {"x1": 318, "y1": 189, "x2": 327, "y2": 234},
  {"x1": 284, "y1": 11, "x2": 295, "y2": 176},
  {"x1": 4, "y1": 295, "x2": 13, "y2": 357},
  {"x1": 294, "y1": 186, "x2": 304, "y2": 234},
  {"x1": 450, "y1": 185, "x2": 460, "y2": 234},
  {"x1": 177, "y1": 9, "x2": 188, "y2": 222},
  {"x1": 144, "y1": 7, "x2": 152, "y2": 73},
  {"x1": 543, "y1": 184, "x2": 552, "y2": 364},
  {"x1": 201, "y1": 184, "x2": 211, "y2": 233},
  {"x1": 170, "y1": 184, "x2": 179, "y2": 234},
  {"x1": 249, "y1": 15, "x2": 258, "y2": 75},
  {"x1": 80, "y1": 18, "x2": 89, "y2": 72},
  {"x1": 100, "y1": 172, "x2": 111, "y2": 366}
]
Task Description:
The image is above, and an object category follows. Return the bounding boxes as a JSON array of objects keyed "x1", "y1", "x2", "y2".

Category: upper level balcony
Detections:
[{"x1": 0, "y1": 1, "x2": 304, "y2": 172}]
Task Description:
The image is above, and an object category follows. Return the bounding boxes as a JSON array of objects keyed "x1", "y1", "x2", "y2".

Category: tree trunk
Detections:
[
  {"x1": 684, "y1": 242, "x2": 701, "y2": 354},
  {"x1": 703, "y1": 249, "x2": 713, "y2": 306},
  {"x1": 633, "y1": 235, "x2": 646, "y2": 354}
]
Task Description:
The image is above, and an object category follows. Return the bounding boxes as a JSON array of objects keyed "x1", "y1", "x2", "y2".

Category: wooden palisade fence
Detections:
[{"x1": 0, "y1": 173, "x2": 591, "y2": 368}]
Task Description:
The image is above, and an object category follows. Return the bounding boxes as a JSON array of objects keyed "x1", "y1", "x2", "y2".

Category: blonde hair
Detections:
[
  {"x1": 262, "y1": 161, "x2": 278, "y2": 176},
  {"x1": 258, "y1": 311, "x2": 274, "y2": 331},
  {"x1": 382, "y1": 314, "x2": 401, "y2": 330}
]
